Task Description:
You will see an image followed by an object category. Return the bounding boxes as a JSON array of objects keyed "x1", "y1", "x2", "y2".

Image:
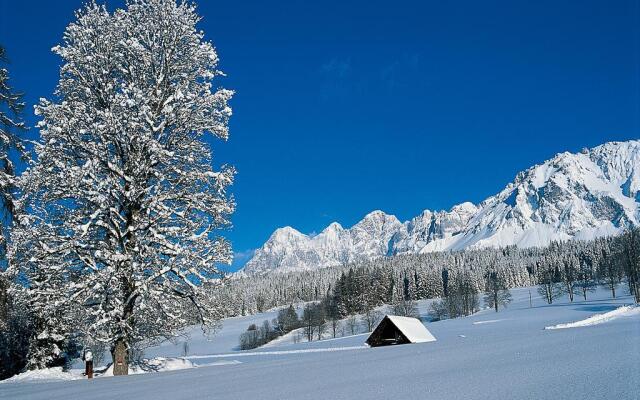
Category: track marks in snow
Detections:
[
  {"x1": 184, "y1": 345, "x2": 368, "y2": 360},
  {"x1": 473, "y1": 319, "x2": 505, "y2": 325},
  {"x1": 195, "y1": 360, "x2": 243, "y2": 367}
]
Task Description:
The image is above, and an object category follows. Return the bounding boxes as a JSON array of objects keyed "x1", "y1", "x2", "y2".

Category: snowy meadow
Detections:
[{"x1": 2, "y1": 287, "x2": 638, "y2": 400}]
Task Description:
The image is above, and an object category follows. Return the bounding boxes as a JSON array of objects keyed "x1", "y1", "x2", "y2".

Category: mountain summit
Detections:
[{"x1": 241, "y1": 140, "x2": 640, "y2": 275}]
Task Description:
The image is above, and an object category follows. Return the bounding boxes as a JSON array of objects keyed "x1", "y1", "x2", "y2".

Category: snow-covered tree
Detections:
[
  {"x1": 536, "y1": 257, "x2": 563, "y2": 304},
  {"x1": 618, "y1": 228, "x2": 640, "y2": 303},
  {"x1": 345, "y1": 314, "x2": 359, "y2": 335},
  {"x1": 0, "y1": 45, "x2": 28, "y2": 334},
  {"x1": 302, "y1": 304, "x2": 316, "y2": 342},
  {"x1": 483, "y1": 270, "x2": 512, "y2": 312},
  {"x1": 323, "y1": 297, "x2": 340, "y2": 337},
  {"x1": 560, "y1": 253, "x2": 580, "y2": 302},
  {"x1": 389, "y1": 297, "x2": 419, "y2": 318},
  {"x1": 13, "y1": 0, "x2": 234, "y2": 374},
  {"x1": 0, "y1": 45, "x2": 33, "y2": 376},
  {"x1": 275, "y1": 304, "x2": 300, "y2": 334},
  {"x1": 576, "y1": 249, "x2": 597, "y2": 301},
  {"x1": 0, "y1": 45, "x2": 27, "y2": 256},
  {"x1": 0, "y1": 280, "x2": 32, "y2": 379},
  {"x1": 220, "y1": 236, "x2": 626, "y2": 319},
  {"x1": 14, "y1": 248, "x2": 78, "y2": 370},
  {"x1": 238, "y1": 324, "x2": 259, "y2": 350},
  {"x1": 597, "y1": 246, "x2": 622, "y2": 298}
]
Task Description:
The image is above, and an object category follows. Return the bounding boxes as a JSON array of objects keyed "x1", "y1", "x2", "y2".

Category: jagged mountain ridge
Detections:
[
  {"x1": 240, "y1": 211, "x2": 403, "y2": 275},
  {"x1": 241, "y1": 140, "x2": 640, "y2": 275}
]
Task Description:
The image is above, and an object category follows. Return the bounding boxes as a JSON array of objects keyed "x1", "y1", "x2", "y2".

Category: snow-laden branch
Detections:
[{"x1": 11, "y1": 0, "x2": 235, "y2": 354}]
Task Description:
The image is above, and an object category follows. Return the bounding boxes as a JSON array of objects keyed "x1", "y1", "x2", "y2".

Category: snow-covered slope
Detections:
[
  {"x1": 242, "y1": 140, "x2": 640, "y2": 275},
  {"x1": 392, "y1": 202, "x2": 478, "y2": 254},
  {"x1": 242, "y1": 211, "x2": 402, "y2": 274},
  {"x1": 3, "y1": 288, "x2": 639, "y2": 400},
  {"x1": 435, "y1": 140, "x2": 640, "y2": 252}
]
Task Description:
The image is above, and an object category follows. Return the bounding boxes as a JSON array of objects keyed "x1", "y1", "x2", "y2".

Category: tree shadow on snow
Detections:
[
  {"x1": 533, "y1": 295, "x2": 633, "y2": 311},
  {"x1": 575, "y1": 305, "x2": 618, "y2": 313}
]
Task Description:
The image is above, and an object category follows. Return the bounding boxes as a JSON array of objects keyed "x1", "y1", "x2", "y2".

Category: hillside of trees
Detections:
[{"x1": 221, "y1": 230, "x2": 640, "y2": 318}]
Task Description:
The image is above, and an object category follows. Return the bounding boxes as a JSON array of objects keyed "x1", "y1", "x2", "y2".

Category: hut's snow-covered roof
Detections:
[{"x1": 385, "y1": 315, "x2": 437, "y2": 343}]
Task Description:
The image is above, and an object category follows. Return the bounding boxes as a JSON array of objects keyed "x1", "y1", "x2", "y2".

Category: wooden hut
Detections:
[{"x1": 366, "y1": 315, "x2": 436, "y2": 347}]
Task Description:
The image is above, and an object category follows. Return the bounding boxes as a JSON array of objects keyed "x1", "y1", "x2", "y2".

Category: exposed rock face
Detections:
[
  {"x1": 242, "y1": 211, "x2": 402, "y2": 275},
  {"x1": 242, "y1": 140, "x2": 640, "y2": 275},
  {"x1": 391, "y1": 202, "x2": 478, "y2": 254}
]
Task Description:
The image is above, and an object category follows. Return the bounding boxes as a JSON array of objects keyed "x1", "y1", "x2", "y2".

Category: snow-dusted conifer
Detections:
[
  {"x1": 0, "y1": 46, "x2": 27, "y2": 248},
  {"x1": 13, "y1": 0, "x2": 234, "y2": 373},
  {"x1": 618, "y1": 228, "x2": 640, "y2": 303},
  {"x1": 0, "y1": 45, "x2": 27, "y2": 329},
  {"x1": 0, "y1": 46, "x2": 33, "y2": 374}
]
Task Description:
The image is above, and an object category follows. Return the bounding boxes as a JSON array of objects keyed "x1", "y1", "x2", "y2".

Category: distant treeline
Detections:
[{"x1": 220, "y1": 228, "x2": 640, "y2": 317}]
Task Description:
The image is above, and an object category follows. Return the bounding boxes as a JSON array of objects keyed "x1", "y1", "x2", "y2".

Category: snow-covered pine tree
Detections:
[
  {"x1": 618, "y1": 228, "x2": 640, "y2": 303},
  {"x1": 0, "y1": 45, "x2": 28, "y2": 330},
  {"x1": 0, "y1": 45, "x2": 27, "y2": 255},
  {"x1": 13, "y1": 0, "x2": 234, "y2": 374},
  {"x1": 0, "y1": 45, "x2": 32, "y2": 376}
]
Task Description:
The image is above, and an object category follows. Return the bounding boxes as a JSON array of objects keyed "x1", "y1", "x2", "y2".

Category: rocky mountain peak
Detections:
[{"x1": 241, "y1": 140, "x2": 640, "y2": 275}]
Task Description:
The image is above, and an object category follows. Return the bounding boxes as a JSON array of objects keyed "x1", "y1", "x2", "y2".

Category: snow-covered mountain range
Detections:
[{"x1": 241, "y1": 140, "x2": 640, "y2": 275}]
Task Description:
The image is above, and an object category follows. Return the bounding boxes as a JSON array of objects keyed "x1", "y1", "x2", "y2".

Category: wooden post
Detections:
[{"x1": 112, "y1": 340, "x2": 128, "y2": 376}]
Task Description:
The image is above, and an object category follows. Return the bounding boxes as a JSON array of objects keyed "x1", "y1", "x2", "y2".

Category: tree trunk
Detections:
[
  {"x1": 545, "y1": 285, "x2": 552, "y2": 304},
  {"x1": 631, "y1": 280, "x2": 640, "y2": 304},
  {"x1": 610, "y1": 282, "x2": 616, "y2": 299},
  {"x1": 111, "y1": 339, "x2": 129, "y2": 376}
]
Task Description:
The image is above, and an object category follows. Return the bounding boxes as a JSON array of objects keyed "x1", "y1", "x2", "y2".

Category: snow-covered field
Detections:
[{"x1": 2, "y1": 287, "x2": 638, "y2": 400}]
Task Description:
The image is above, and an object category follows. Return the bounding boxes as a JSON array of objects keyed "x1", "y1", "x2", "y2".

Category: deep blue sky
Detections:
[{"x1": 1, "y1": 0, "x2": 639, "y2": 269}]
